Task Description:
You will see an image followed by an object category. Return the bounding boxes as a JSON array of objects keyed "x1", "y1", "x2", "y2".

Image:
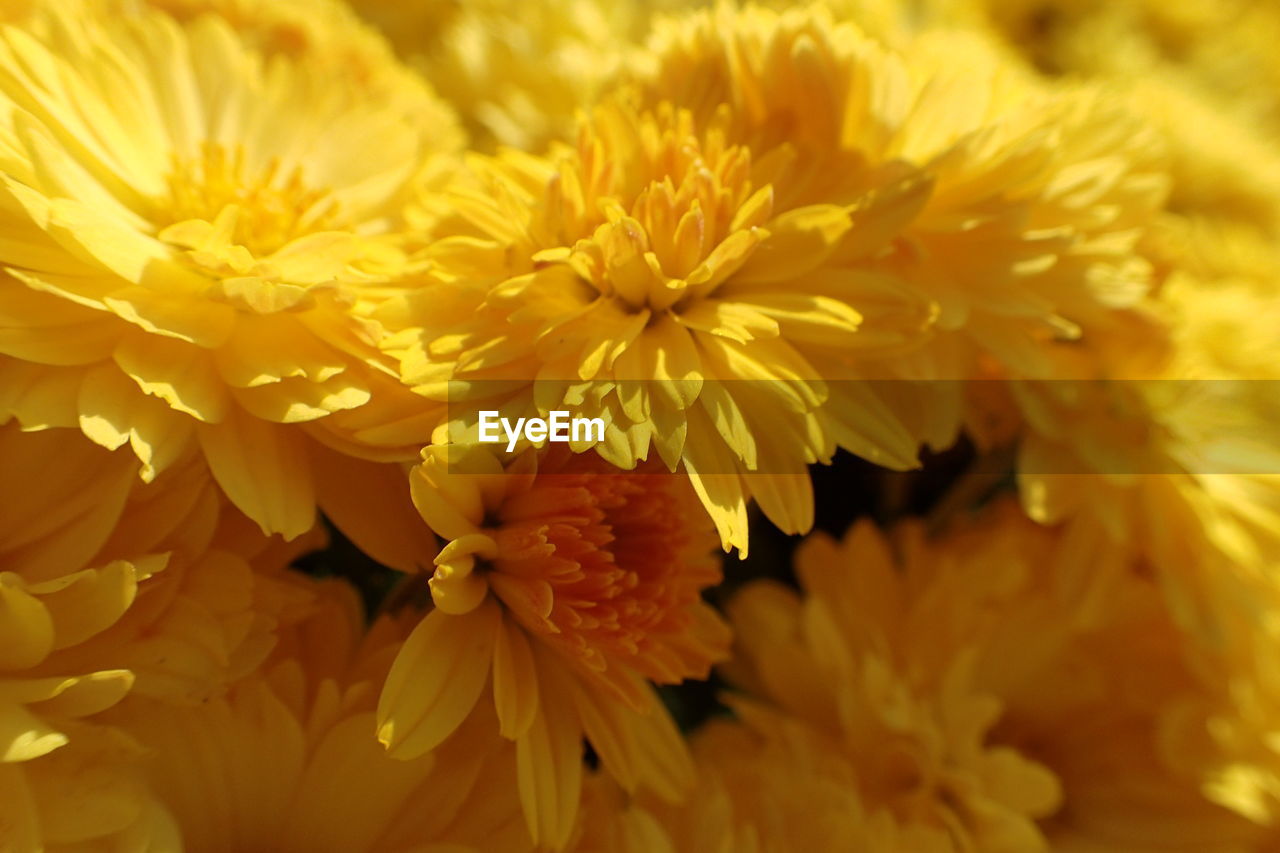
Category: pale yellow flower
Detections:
[
  {"x1": 0, "y1": 0, "x2": 459, "y2": 538},
  {"x1": 353, "y1": 0, "x2": 682, "y2": 152},
  {"x1": 643, "y1": 718, "x2": 897, "y2": 853},
  {"x1": 632, "y1": 7, "x2": 1167, "y2": 382},
  {"x1": 106, "y1": 577, "x2": 535, "y2": 852},
  {"x1": 386, "y1": 5, "x2": 1167, "y2": 552},
  {"x1": 1010, "y1": 270, "x2": 1280, "y2": 647},
  {"x1": 714, "y1": 502, "x2": 1258, "y2": 849},
  {"x1": 377, "y1": 444, "x2": 729, "y2": 849}
]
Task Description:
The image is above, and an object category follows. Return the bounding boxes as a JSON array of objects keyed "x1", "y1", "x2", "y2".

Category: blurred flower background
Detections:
[{"x1": 1, "y1": 0, "x2": 1279, "y2": 850}]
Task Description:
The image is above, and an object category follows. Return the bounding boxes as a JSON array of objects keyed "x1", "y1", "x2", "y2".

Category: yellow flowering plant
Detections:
[{"x1": 2, "y1": 0, "x2": 1279, "y2": 851}]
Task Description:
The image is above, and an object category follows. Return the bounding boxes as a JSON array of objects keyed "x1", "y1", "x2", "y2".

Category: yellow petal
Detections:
[
  {"x1": 492, "y1": 615, "x2": 539, "y2": 741},
  {"x1": 0, "y1": 577, "x2": 54, "y2": 670},
  {"x1": 197, "y1": 410, "x2": 315, "y2": 539},
  {"x1": 516, "y1": 657, "x2": 584, "y2": 850},
  {"x1": 377, "y1": 600, "x2": 500, "y2": 760}
]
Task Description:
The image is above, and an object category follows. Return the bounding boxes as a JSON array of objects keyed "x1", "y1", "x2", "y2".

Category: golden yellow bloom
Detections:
[
  {"x1": 377, "y1": 444, "x2": 729, "y2": 849},
  {"x1": 968, "y1": 0, "x2": 1280, "y2": 144},
  {"x1": 388, "y1": 91, "x2": 931, "y2": 552},
  {"x1": 712, "y1": 503, "x2": 1259, "y2": 849},
  {"x1": 104, "y1": 577, "x2": 534, "y2": 852},
  {"x1": 633, "y1": 6, "x2": 1167, "y2": 379},
  {"x1": 631, "y1": 718, "x2": 891, "y2": 852},
  {"x1": 569, "y1": 772, "x2": 678, "y2": 853},
  {"x1": 0, "y1": 535, "x2": 172, "y2": 849},
  {"x1": 1010, "y1": 269, "x2": 1280, "y2": 646},
  {"x1": 389, "y1": 4, "x2": 1166, "y2": 552},
  {"x1": 0, "y1": 0, "x2": 460, "y2": 538},
  {"x1": 0, "y1": 423, "x2": 319, "y2": 703},
  {"x1": 0, "y1": 725, "x2": 179, "y2": 852},
  {"x1": 0, "y1": 423, "x2": 318, "y2": 849},
  {"x1": 353, "y1": 0, "x2": 678, "y2": 152}
]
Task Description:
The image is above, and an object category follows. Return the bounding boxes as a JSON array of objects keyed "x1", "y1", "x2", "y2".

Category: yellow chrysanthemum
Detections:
[
  {"x1": 0, "y1": 0, "x2": 460, "y2": 538},
  {"x1": 0, "y1": 423, "x2": 319, "y2": 703},
  {"x1": 388, "y1": 4, "x2": 1167, "y2": 551},
  {"x1": 1008, "y1": 267, "x2": 1280, "y2": 646},
  {"x1": 353, "y1": 0, "x2": 680, "y2": 152},
  {"x1": 387, "y1": 95, "x2": 930, "y2": 552},
  {"x1": 0, "y1": 536, "x2": 169, "y2": 850},
  {"x1": 104, "y1": 577, "x2": 535, "y2": 852},
  {"x1": 631, "y1": 717, "x2": 892, "y2": 853},
  {"x1": 632, "y1": 6, "x2": 1167, "y2": 377},
  {"x1": 569, "y1": 771, "x2": 680, "y2": 853},
  {"x1": 921, "y1": 0, "x2": 1280, "y2": 238},
  {"x1": 0, "y1": 723, "x2": 179, "y2": 852},
  {"x1": 712, "y1": 502, "x2": 1262, "y2": 850},
  {"x1": 966, "y1": 0, "x2": 1280, "y2": 142},
  {"x1": 376, "y1": 444, "x2": 729, "y2": 849},
  {"x1": 0, "y1": 424, "x2": 318, "y2": 849}
]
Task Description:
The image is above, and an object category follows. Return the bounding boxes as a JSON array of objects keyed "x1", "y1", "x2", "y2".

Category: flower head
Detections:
[
  {"x1": 390, "y1": 5, "x2": 1167, "y2": 552},
  {"x1": 376, "y1": 443, "x2": 729, "y2": 849},
  {"x1": 0, "y1": 0, "x2": 460, "y2": 537},
  {"x1": 711, "y1": 501, "x2": 1264, "y2": 849},
  {"x1": 352, "y1": 0, "x2": 665, "y2": 152},
  {"x1": 102, "y1": 577, "x2": 534, "y2": 852},
  {"x1": 389, "y1": 90, "x2": 932, "y2": 552},
  {"x1": 633, "y1": 7, "x2": 1167, "y2": 374}
]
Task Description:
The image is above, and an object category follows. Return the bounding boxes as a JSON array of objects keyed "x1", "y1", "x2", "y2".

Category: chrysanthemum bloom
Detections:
[
  {"x1": 717, "y1": 502, "x2": 1264, "y2": 849},
  {"x1": 632, "y1": 6, "x2": 1168, "y2": 381},
  {"x1": 966, "y1": 0, "x2": 1280, "y2": 141},
  {"x1": 351, "y1": 0, "x2": 675, "y2": 152},
  {"x1": 721, "y1": 514, "x2": 1061, "y2": 851},
  {"x1": 909, "y1": 0, "x2": 1280, "y2": 238},
  {"x1": 132, "y1": 0, "x2": 458, "y2": 145},
  {"x1": 1168, "y1": 578, "x2": 1280, "y2": 848},
  {"x1": 1127, "y1": 77, "x2": 1280, "y2": 241},
  {"x1": 389, "y1": 5, "x2": 1167, "y2": 551},
  {"x1": 0, "y1": 547, "x2": 173, "y2": 850},
  {"x1": 589, "y1": 717, "x2": 893, "y2": 853},
  {"x1": 568, "y1": 771, "x2": 681, "y2": 853},
  {"x1": 0, "y1": 425, "x2": 326, "y2": 847},
  {"x1": 106, "y1": 577, "x2": 534, "y2": 853},
  {"x1": 386, "y1": 90, "x2": 931, "y2": 552},
  {"x1": 0, "y1": 0, "x2": 461, "y2": 538},
  {"x1": 1009, "y1": 270, "x2": 1280, "y2": 647},
  {"x1": 0, "y1": 423, "x2": 319, "y2": 703},
  {"x1": 376, "y1": 443, "x2": 730, "y2": 849}
]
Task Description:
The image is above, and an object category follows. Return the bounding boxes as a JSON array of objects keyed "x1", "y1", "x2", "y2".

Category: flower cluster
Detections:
[{"x1": 2, "y1": 0, "x2": 1279, "y2": 850}]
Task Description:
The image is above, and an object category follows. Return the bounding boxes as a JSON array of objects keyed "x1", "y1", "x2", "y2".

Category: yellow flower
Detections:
[
  {"x1": 570, "y1": 771, "x2": 679, "y2": 853},
  {"x1": 1010, "y1": 269, "x2": 1280, "y2": 646},
  {"x1": 353, "y1": 0, "x2": 678, "y2": 152},
  {"x1": 0, "y1": 724, "x2": 179, "y2": 852},
  {"x1": 0, "y1": 540, "x2": 173, "y2": 848},
  {"x1": 376, "y1": 443, "x2": 729, "y2": 849},
  {"x1": 967, "y1": 0, "x2": 1280, "y2": 144},
  {"x1": 387, "y1": 90, "x2": 931, "y2": 552},
  {"x1": 0, "y1": 427, "x2": 317, "y2": 845},
  {"x1": 104, "y1": 577, "x2": 535, "y2": 852},
  {"x1": 632, "y1": 6, "x2": 1167, "y2": 378},
  {"x1": 389, "y1": 5, "x2": 1167, "y2": 552},
  {"x1": 0, "y1": 422, "x2": 320, "y2": 848},
  {"x1": 0, "y1": 0, "x2": 460, "y2": 538},
  {"x1": 0, "y1": 423, "x2": 320, "y2": 703},
  {"x1": 712, "y1": 502, "x2": 1260, "y2": 849},
  {"x1": 627, "y1": 718, "x2": 893, "y2": 853},
  {"x1": 722, "y1": 516, "x2": 1060, "y2": 851}
]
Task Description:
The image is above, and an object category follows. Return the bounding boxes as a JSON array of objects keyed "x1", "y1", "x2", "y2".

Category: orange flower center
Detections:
[{"x1": 486, "y1": 454, "x2": 724, "y2": 687}]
